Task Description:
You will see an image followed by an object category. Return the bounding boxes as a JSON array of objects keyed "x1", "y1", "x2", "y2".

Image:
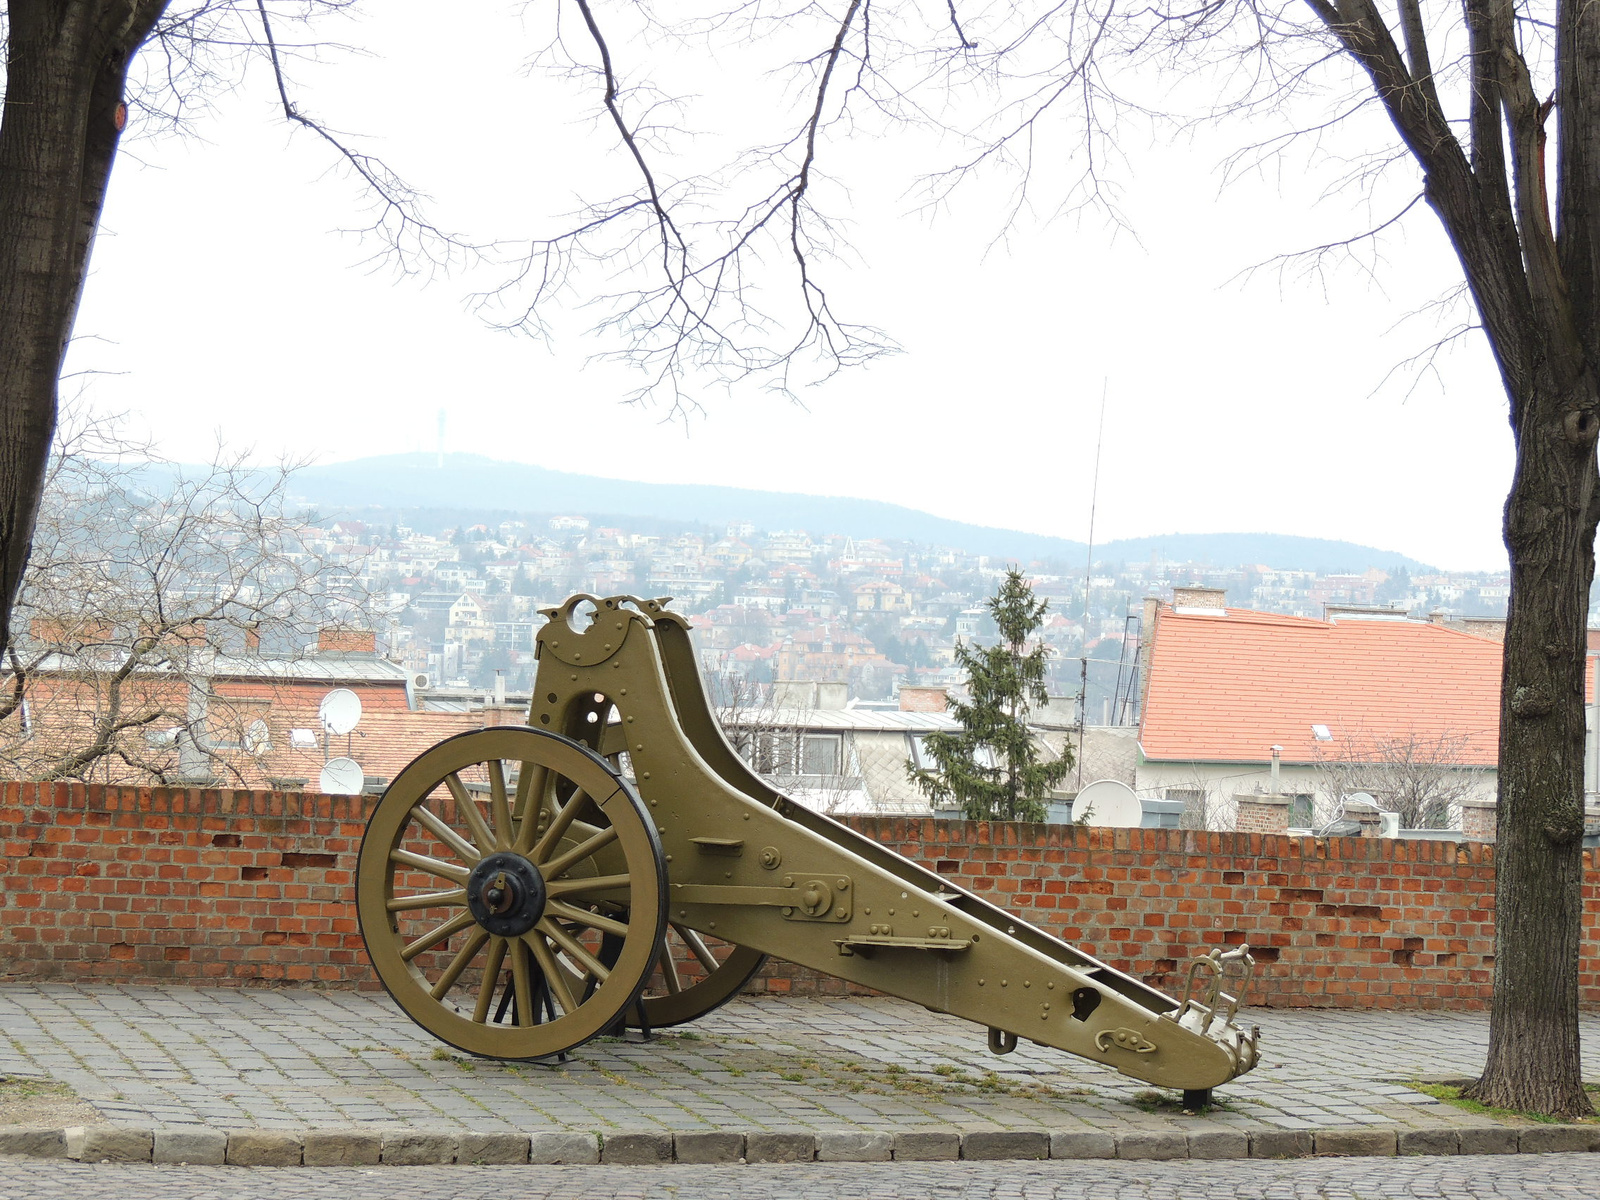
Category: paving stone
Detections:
[
  {"x1": 1050, "y1": 1130, "x2": 1116, "y2": 1159},
  {"x1": 963, "y1": 1130, "x2": 1048, "y2": 1160},
  {"x1": 673, "y1": 1131, "x2": 745, "y2": 1163},
  {"x1": 226, "y1": 1130, "x2": 302, "y2": 1166},
  {"x1": 1458, "y1": 1126, "x2": 1520, "y2": 1155},
  {"x1": 152, "y1": 1127, "x2": 227, "y2": 1165},
  {"x1": 818, "y1": 1130, "x2": 892, "y2": 1162},
  {"x1": 0, "y1": 1128, "x2": 67, "y2": 1159},
  {"x1": 9, "y1": 983, "x2": 1600, "y2": 1165},
  {"x1": 528, "y1": 1131, "x2": 599, "y2": 1165},
  {"x1": 1251, "y1": 1129, "x2": 1315, "y2": 1157},
  {"x1": 746, "y1": 1130, "x2": 818, "y2": 1163},
  {"x1": 302, "y1": 1130, "x2": 382, "y2": 1166},
  {"x1": 1314, "y1": 1128, "x2": 1397, "y2": 1156},
  {"x1": 1117, "y1": 1132, "x2": 1188, "y2": 1161},
  {"x1": 1398, "y1": 1128, "x2": 1459, "y2": 1156},
  {"x1": 893, "y1": 1130, "x2": 961, "y2": 1161},
  {"x1": 457, "y1": 1132, "x2": 528, "y2": 1165},
  {"x1": 601, "y1": 1131, "x2": 673, "y2": 1165},
  {"x1": 1188, "y1": 1130, "x2": 1249, "y2": 1159},
  {"x1": 1518, "y1": 1124, "x2": 1600, "y2": 1153},
  {"x1": 78, "y1": 1126, "x2": 153, "y2": 1163},
  {"x1": 382, "y1": 1131, "x2": 457, "y2": 1165}
]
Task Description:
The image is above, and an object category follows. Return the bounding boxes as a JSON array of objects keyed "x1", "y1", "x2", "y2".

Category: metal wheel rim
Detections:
[{"x1": 357, "y1": 726, "x2": 666, "y2": 1059}]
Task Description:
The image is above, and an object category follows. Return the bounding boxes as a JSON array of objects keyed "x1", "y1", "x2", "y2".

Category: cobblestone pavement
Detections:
[
  {"x1": 0, "y1": 983, "x2": 1596, "y2": 1136},
  {"x1": 0, "y1": 1154, "x2": 1597, "y2": 1199}
]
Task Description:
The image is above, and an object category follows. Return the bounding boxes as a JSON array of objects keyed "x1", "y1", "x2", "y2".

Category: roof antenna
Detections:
[{"x1": 1077, "y1": 380, "x2": 1108, "y2": 788}]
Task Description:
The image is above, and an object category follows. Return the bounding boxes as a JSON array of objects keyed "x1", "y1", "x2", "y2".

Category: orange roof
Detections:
[{"x1": 1140, "y1": 609, "x2": 1518, "y2": 766}]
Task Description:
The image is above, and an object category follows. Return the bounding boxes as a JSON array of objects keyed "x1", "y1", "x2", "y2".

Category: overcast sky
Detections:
[{"x1": 64, "y1": 2, "x2": 1513, "y2": 572}]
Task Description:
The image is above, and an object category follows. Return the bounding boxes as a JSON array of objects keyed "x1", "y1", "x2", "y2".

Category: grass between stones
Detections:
[
  {"x1": 1127, "y1": 1089, "x2": 1243, "y2": 1117},
  {"x1": 1403, "y1": 1080, "x2": 1600, "y2": 1124},
  {"x1": 419, "y1": 1031, "x2": 1095, "y2": 1107}
]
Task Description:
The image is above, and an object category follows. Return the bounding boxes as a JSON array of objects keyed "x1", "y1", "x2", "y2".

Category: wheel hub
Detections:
[{"x1": 466, "y1": 851, "x2": 547, "y2": 937}]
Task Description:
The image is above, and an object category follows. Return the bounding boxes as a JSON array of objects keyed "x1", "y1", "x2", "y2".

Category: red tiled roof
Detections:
[{"x1": 1139, "y1": 608, "x2": 1524, "y2": 767}]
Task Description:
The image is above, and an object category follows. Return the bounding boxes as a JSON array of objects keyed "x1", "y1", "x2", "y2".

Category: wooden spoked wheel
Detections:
[
  {"x1": 630, "y1": 925, "x2": 767, "y2": 1029},
  {"x1": 357, "y1": 726, "x2": 666, "y2": 1060}
]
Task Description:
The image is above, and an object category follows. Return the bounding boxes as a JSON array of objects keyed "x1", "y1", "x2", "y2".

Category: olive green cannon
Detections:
[{"x1": 357, "y1": 594, "x2": 1260, "y2": 1101}]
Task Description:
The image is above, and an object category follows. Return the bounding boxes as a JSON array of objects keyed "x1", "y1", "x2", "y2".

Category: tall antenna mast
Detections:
[{"x1": 1077, "y1": 381, "x2": 1108, "y2": 787}]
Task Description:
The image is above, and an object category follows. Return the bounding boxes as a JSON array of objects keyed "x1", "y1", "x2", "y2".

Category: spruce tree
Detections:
[{"x1": 910, "y1": 569, "x2": 1072, "y2": 821}]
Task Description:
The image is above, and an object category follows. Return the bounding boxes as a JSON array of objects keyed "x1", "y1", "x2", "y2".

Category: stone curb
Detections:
[{"x1": 0, "y1": 1123, "x2": 1593, "y2": 1166}]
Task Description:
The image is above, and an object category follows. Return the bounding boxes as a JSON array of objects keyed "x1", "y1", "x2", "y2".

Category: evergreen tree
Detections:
[{"x1": 910, "y1": 569, "x2": 1072, "y2": 822}]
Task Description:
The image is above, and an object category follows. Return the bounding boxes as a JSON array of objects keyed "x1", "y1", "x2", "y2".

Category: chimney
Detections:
[
  {"x1": 317, "y1": 628, "x2": 377, "y2": 655},
  {"x1": 1136, "y1": 595, "x2": 1162, "y2": 723},
  {"x1": 244, "y1": 623, "x2": 261, "y2": 653},
  {"x1": 1171, "y1": 586, "x2": 1227, "y2": 612},
  {"x1": 898, "y1": 686, "x2": 949, "y2": 713}
]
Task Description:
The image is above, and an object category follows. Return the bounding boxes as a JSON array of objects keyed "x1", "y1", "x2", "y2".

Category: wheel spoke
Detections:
[
  {"x1": 473, "y1": 937, "x2": 509, "y2": 1024},
  {"x1": 509, "y1": 936, "x2": 537, "y2": 1027},
  {"x1": 538, "y1": 918, "x2": 611, "y2": 981},
  {"x1": 391, "y1": 848, "x2": 469, "y2": 886},
  {"x1": 488, "y1": 760, "x2": 514, "y2": 851},
  {"x1": 674, "y1": 923, "x2": 720, "y2": 974},
  {"x1": 408, "y1": 804, "x2": 481, "y2": 865},
  {"x1": 658, "y1": 942, "x2": 683, "y2": 994},
  {"x1": 531, "y1": 787, "x2": 592, "y2": 864},
  {"x1": 525, "y1": 932, "x2": 578, "y2": 1015},
  {"x1": 512, "y1": 763, "x2": 548, "y2": 852},
  {"x1": 386, "y1": 887, "x2": 467, "y2": 913},
  {"x1": 401, "y1": 910, "x2": 478, "y2": 962},
  {"x1": 430, "y1": 927, "x2": 490, "y2": 999},
  {"x1": 443, "y1": 772, "x2": 497, "y2": 855},
  {"x1": 545, "y1": 899, "x2": 630, "y2": 938},
  {"x1": 541, "y1": 825, "x2": 619, "y2": 881},
  {"x1": 545, "y1": 873, "x2": 630, "y2": 900}
]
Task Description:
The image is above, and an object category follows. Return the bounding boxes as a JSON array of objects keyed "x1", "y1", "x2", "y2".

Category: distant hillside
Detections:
[
  {"x1": 282, "y1": 453, "x2": 1433, "y2": 573},
  {"x1": 1092, "y1": 533, "x2": 1432, "y2": 575}
]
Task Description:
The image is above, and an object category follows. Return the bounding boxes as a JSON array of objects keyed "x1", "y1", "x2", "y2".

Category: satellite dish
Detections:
[
  {"x1": 319, "y1": 688, "x2": 362, "y2": 736},
  {"x1": 1071, "y1": 779, "x2": 1143, "y2": 828},
  {"x1": 319, "y1": 757, "x2": 365, "y2": 796},
  {"x1": 244, "y1": 719, "x2": 271, "y2": 757}
]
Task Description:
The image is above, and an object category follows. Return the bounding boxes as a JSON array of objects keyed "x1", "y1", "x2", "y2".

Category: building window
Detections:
[{"x1": 801, "y1": 734, "x2": 842, "y2": 777}]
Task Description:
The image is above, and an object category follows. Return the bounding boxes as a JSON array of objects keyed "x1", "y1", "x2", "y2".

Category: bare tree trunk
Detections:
[
  {"x1": 1470, "y1": 364, "x2": 1600, "y2": 1119},
  {"x1": 0, "y1": 1, "x2": 167, "y2": 655}
]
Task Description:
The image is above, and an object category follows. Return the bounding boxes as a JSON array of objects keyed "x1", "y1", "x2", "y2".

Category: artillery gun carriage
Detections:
[{"x1": 356, "y1": 594, "x2": 1260, "y2": 1104}]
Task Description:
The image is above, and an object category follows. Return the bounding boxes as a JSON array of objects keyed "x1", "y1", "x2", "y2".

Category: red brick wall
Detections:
[
  {"x1": 0, "y1": 782, "x2": 371, "y2": 987},
  {"x1": 2, "y1": 782, "x2": 1595, "y2": 1011}
]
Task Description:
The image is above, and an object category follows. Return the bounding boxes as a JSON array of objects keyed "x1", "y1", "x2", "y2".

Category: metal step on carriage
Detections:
[{"x1": 355, "y1": 594, "x2": 1261, "y2": 1105}]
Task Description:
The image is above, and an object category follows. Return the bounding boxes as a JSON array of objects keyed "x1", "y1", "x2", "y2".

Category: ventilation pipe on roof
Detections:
[{"x1": 1270, "y1": 745, "x2": 1282, "y2": 794}]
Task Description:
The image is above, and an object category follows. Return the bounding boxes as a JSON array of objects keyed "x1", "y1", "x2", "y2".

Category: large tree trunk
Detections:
[
  {"x1": 0, "y1": 1, "x2": 167, "y2": 656},
  {"x1": 1468, "y1": 366, "x2": 1600, "y2": 1120}
]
